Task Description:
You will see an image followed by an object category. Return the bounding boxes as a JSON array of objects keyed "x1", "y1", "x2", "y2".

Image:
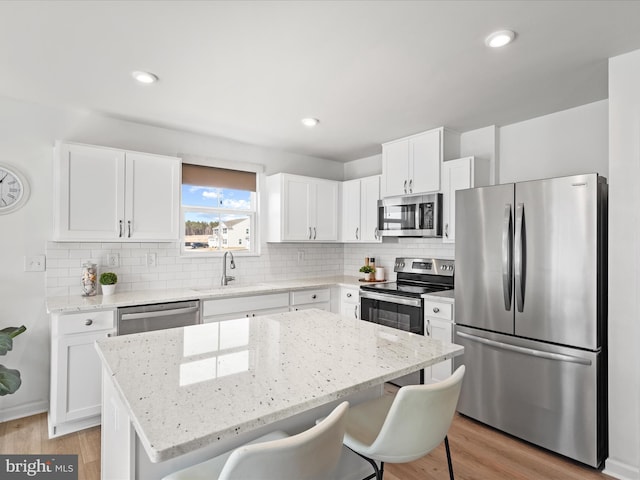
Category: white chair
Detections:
[
  {"x1": 343, "y1": 366, "x2": 465, "y2": 480},
  {"x1": 162, "y1": 401, "x2": 349, "y2": 480}
]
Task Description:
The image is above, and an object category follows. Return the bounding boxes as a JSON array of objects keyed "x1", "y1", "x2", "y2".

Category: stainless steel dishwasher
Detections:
[{"x1": 116, "y1": 300, "x2": 201, "y2": 335}]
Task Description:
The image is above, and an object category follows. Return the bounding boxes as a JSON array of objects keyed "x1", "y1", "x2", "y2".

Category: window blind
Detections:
[{"x1": 182, "y1": 164, "x2": 256, "y2": 192}]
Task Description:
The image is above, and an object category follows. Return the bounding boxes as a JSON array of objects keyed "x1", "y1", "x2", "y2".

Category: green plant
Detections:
[
  {"x1": 359, "y1": 265, "x2": 375, "y2": 274},
  {"x1": 100, "y1": 272, "x2": 118, "y2": 285},
  {"x1": 0, "y1": 325, "x2": 26, "y2": 396}
]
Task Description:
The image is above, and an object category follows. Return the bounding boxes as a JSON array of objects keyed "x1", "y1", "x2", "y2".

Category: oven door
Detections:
[{"x1": 359, "y1": 291, "x2": 424, "y2": 334}]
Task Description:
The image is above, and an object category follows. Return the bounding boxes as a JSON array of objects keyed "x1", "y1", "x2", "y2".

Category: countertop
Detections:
[
  {"x1": 95, "y1": 308, "x2": 464, "y2": 462},
  {"x1": 46, "y1": 275, "x2": 365, "y2": 313}
]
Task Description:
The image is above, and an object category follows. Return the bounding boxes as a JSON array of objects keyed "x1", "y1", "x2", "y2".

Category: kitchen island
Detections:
[{"x1": 96, "y1": 308, "x2": 463, "y2": 479}]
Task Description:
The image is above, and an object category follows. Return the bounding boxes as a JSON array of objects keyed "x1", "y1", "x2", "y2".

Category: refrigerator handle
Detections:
[
  {"x1": 502, "y1": 204, "x2": 513, "y2": 310},
  {"x1": 514, "y1": 203, "x2": 526, "y2": 312},
  {"x1": 456, "y1": 331, "x2": 592, "y2": 366}
]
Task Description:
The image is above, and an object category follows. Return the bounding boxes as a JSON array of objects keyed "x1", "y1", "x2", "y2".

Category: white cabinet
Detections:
[
  {"x1": 202, "y1": 293, "x2": 290, "y2": 323},
  {"x1": 423, "y1": 298, "x2": 454, "y2": 384},
  {"x1": 49, "y1": 309, "x2": 116, "y2": 437},
  {"x1": 290, "y1": 288, "x2": 331, "y2": 311},
  {"x1": 54, "y1": 142, "x2": 180, "y2": 241},
  {"x1": 339, "y1": 286, "x2": 360, "y2": 320},
  {"x1": 382, "y1": 128, "x2": 460, "y2": 197},
  {"x1": 267, "y1": 173, "x2": 339, "y2": 242},
  {"x1": 341, "y1": 176, "x2": 381, "y2": 243},
  {"x1": 441, "y1": 156, "x2": 490, "y2": 243}
]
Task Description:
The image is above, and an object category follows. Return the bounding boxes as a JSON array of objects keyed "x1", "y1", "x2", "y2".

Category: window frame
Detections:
[{"x1": 179, "y1": 159, "x2": 262, "y2": 258}]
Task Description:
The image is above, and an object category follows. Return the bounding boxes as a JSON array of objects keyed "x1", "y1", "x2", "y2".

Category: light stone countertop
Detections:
[
  {"x1": 422, "y1": 289, "x2": 455, "y2": 302},
  {"x1": 46, "y1": 275, "x2": 366, "y2": 313},
  {"x1": 95, "y1": 308, "x2": 464, "y2": 463}
]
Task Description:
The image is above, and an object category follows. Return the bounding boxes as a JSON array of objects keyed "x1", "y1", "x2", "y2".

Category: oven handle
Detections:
[{"x1": 359, "y1": 291, "x2": 422, "y2": 307}]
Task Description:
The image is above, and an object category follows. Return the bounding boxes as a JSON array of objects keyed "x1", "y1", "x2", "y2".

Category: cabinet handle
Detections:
[
  {"x1": 85, "y1": 319, "x2": 93, "y2": 326},
  {"x1": 426, "y1": 319, "x2": 431, "y2": 336},
  {"x1": 308, "y1": 227, "x2": 312, "y2": 240},
  {"x1": 118, "y1": 220, "x2": 123, "y2": 238},
  {"x1": 355, "y1": 305, "x2": 358, "y2": 319},
  {"x1": 355, "y1": 227, "x2": 359, "y2": 240},
  {"x1": 346, "y1": 293, "x2": 352, "y2": 298},
  {"x1": 311, "y1": 294, "x2": 317, "y2": 299},
  {"x1": 403, "y1": 180, "x2": 407, "y2": 194},
  {"x1": 374, "y1": 227, "x2": 379, "y2": 239},
  {"x1": 313, "y1": 227, "x2": 317, "y2": 240},
  {"x1": 445, "y1": 223, "x2": 449, "y2": 238},
  {"x1": 246, "y1": 314, "x2": 250, "y2": 317},
  {"x1": 127, "y1": 220, "x2": 132, "y2": 238},
  {"x1": 252, "y1": 313, "x2": 256, "y2": 317},
  {"x1": 409, "y1": 179, "x2": 413, "y2": 193},
  {"x1": 433, "y1": 307, "x2": 440, "y2": 313}
]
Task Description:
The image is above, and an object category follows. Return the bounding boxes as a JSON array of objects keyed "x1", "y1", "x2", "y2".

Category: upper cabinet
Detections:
[
  {"x1": 53, "y1": 142, "x2": 180, "y2": 241},
  {"x1": 267, "y1": 173, "x2": 339, "y2": 242},
  {"x1": 382, "y1": 127, "x2": 460, "y2": 197},
  {"x1": 441, "y1": 156, "x2": 490, "y2": 243},
  {"x1": 341, "y1": 175, "x2": 381, "y2": 243}
]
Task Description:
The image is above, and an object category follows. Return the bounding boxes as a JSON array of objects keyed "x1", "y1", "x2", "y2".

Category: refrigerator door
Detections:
[
  {"x1": 514, "y1": 174, "x2": 600, "y2": 349},
  {"x1": 455, "y1": 184, "x2": 515, "y2": 334},
  {"x1": 454, "y1": 325, "x2": 606, "y2": 468}
]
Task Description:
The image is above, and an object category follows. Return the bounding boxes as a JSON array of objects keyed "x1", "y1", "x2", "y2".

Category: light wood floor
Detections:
[{"x1": 0, "y1": 411, "x2": 613, "y2": 480}]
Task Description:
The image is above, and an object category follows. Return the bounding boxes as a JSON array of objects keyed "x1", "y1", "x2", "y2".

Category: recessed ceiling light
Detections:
[
  {"x1": 131, "y1": 71, "x2": 159, "y2": 84},
  {"x1": 485, "y1": 30, "x2": 516, "y2": 48},
  {"x1": 301, "y1": 118, "x2": 320, "y2": 128}
]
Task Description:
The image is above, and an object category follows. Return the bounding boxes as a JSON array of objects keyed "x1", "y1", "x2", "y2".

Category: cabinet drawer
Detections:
[
  {"x1": 423, "y1": 300, "x2": 453, "y2": 321},
  {"x1": 53, "y1": 310, "x2": 115, "y2": 336},
  {"x1": 290, "y1": 288, "x2": 330, "y2": 306},
  {"x1": 341, "y1": 287, "x2": 360, "y2": 304},
  {"x1": 203, "y1": 292, "x2": 289, "y2": 317}
]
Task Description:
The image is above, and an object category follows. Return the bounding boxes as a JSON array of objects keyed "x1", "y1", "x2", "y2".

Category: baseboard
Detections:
[
  {"x1": 0, "y1": 399, "x2": 48, "y2": 423},
  {"x1": 604, "y1": 458, "x2": 640, "y2": 480}
]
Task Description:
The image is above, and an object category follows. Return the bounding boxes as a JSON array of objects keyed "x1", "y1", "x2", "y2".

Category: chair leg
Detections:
[
  {"x1": 444, "y1": 435, "x2": 455, "y2": 480},
  {"x1": 347, "y1": 447, "x2": 383, "y2": 480}
]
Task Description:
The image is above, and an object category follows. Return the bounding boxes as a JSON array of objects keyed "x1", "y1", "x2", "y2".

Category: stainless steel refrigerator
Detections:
[{"x1": 453, "y1": 173, "x2": 607, "y2": 468}]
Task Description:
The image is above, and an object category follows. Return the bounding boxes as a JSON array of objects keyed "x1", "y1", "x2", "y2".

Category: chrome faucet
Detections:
[{"x1": 221, "y1": 251, "x2": 236, "y2": 286}]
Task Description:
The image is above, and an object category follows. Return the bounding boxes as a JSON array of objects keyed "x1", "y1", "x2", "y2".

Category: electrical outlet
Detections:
[
  {"x1": 107, "y1": 253, "x2": 120, "y2": 268},
  {"x1": 24, "y1": 255, "x2": 46, "y2": 272},
  {"x1": 146, "y1": 253, "x2": 157, "y2": 267},
  {"x1": 297, "y1": 251, "x2": 304, "y2": 263}
]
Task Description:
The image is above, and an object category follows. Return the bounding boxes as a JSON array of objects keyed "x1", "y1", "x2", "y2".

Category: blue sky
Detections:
[{"x1": 182, "y1": 186, "x2": 252, "y2": 223}]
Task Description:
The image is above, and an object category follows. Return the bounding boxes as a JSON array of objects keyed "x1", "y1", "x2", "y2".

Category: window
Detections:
[{"x1": 182, "y1": 164, "x2": 257, "y2": 254}]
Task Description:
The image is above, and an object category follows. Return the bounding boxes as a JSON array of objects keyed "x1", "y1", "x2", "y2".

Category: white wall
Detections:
[
  {"x1": 343, "y1": 153, "x2": 382, "y2": 180},
  {"x1": 499, "y1": 100, "x2": 609, "y2": 183},
  {"x1": 0, "y1": 95, "x2": 344, "y2": 421},
  {"x1": 460, "y1": 125, "x2": 498, "y2": 184},
  {"x1": 605, "y1": 49, "x2": 640, "y2": 480}
]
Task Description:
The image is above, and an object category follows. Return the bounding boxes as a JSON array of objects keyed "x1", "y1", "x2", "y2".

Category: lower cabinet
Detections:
[
  {"x1": 423, "y1": 298, "x2": 454, "y2": 383},
  {"x1": 339, "y1": 286, "x2": 360, "y2": 319},
  {"x1": 49, "y1": 310, "x2": 115, "y2": 437},
  {"x1": 290, "y1": 288, "x2": 331, "y2": 312}
]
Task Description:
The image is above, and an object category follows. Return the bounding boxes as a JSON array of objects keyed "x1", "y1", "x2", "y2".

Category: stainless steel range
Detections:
[{"x1": 360, "y1": 257, "x2": 454, "y2": 386}]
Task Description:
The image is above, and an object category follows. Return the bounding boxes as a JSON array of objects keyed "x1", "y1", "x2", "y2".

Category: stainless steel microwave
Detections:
[{"x1": 377, "y1": 193, "x2": 443, "y2": 237}]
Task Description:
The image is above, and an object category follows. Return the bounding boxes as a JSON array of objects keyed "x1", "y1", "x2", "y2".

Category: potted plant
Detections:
[
  {"x1": 100, "y1": 272, "x2": 118, "y2": 296},
  {"x1": 0, "y1": 325, "x2": 26, "y2": 396},
  {"x1": 359, "y1": 265, "x2": 375, "y2": 281}
]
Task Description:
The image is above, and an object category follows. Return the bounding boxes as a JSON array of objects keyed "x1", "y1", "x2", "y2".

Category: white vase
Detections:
[
  {"x1": 364, "y1": 273, "x2": 372, "y2": 281},
  {"x1": 102, "y1": 284, "x2": 117, "y2": 296}
]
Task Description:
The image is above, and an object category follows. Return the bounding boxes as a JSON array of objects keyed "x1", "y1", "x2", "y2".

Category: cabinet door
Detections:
[
  {"x1": 427, "y1": 318, "x2": 453, "y2": 383},
  {"x1": 312, "y1": 180, "x2": 338, "y2": 241},
  {"x1": 125, "y1": 152, "x2": 180, "y2": 240},
  {"x1": 410, "y1": 129, "x2": 441, "y2": 194},
  {"x1": 360, "y1": 175, "x2": 381, "y2": 242},
  {"x1": 54, "y1": 330, "x2": 114, "y2": 423},
  {"x1": 341, "y1": 179, "x2": 361, "y2": 242},
  {"x1": 282, "y1": 176, "x2": 312, "y2": 240},
  {"x1": 382, "y1": 140, "x2": 410, "y2": 197},
  {"x1": 442, "y1": 157, "x2": 472, "y2": 243},
  {"x1": 55, "y1": 144, "x2": 125, "y2": 239}
]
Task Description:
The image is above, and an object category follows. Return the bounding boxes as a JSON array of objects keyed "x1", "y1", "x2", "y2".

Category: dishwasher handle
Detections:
[{"x1": 120, "y1": 306, "x2": 199, "y2": 322}]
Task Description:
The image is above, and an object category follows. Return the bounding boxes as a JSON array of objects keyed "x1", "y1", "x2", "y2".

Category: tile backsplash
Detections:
[{"x1": 46, "y1": 238, "x2": 454, "y2": 297}]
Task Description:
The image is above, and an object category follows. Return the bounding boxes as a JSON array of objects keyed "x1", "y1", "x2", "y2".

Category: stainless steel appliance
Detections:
[
  {"x1": 454, "y1": 173, "x2": 607, "y2": 468},
  {"x1": 377, "y1": 193, "x2": 443, "y2": 237},
  {"x1": 117, "y1": 300, "x2": 201, "y2": 335},
  {"x1": 360, "y1": 257, "x2": 454, "y2": 386}
]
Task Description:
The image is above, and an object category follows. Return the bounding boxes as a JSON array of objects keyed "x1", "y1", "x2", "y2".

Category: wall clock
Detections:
[{"x1": 0, "y1": 163, "x2": 30, "y2": 214}]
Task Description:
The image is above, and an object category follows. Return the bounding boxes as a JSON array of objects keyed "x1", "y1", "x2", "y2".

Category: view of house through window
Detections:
[{"x1": 182, "y1": 164, "x2": 257, "y2": 254}]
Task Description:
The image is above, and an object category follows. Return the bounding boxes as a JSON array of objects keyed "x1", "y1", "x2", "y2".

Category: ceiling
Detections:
[{"x1": 2, "y1": 1, "x2": 640, "y2": 162}]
